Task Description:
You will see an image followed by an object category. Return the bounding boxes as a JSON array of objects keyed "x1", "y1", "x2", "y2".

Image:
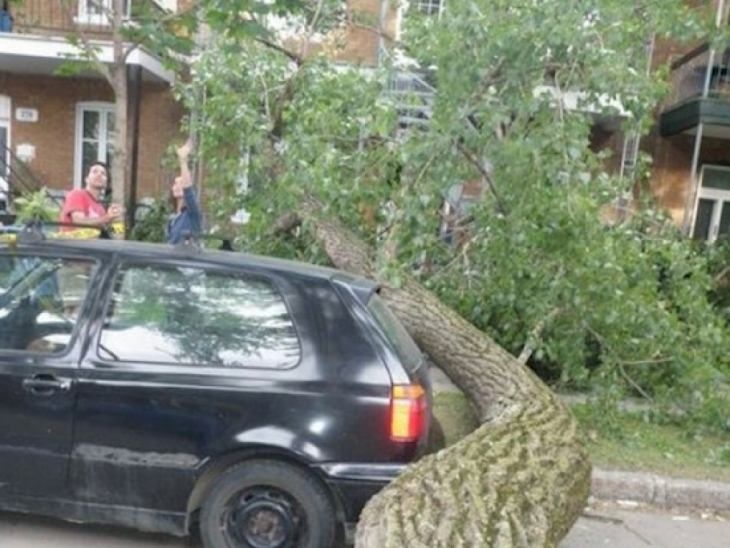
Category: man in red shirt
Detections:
[{"x1": 60, "y1": 162, "x2": 123, "y2": 229}]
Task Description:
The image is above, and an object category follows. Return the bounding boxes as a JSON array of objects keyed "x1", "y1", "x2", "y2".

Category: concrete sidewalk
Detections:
[{"x1": 428, "y1": 365, "x2": 730, "y2": 513}]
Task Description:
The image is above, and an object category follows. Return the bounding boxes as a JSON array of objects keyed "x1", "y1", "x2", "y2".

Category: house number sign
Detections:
[{"x1": 15, "y1": 108, "x2": 39, "y2": 123}]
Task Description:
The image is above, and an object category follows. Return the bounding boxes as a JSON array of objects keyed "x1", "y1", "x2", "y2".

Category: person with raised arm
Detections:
[{"x1": 167, "y1": 139, "x2": 202, "y2": 245}]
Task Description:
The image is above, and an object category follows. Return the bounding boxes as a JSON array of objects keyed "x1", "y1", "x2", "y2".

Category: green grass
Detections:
[
  {"x1": 432, "y1": 391, "x2": 730, "y2": 482},
  {"x1": 571, "y1": 403, "x2": 730, "y2": 482},
  {"x1": 430, "y1": 391, "x2": 479, "y2": 450}
]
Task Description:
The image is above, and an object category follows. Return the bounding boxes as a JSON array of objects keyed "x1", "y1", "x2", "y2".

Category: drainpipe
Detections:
[
  {"x1": 127, "y1": 64, "x2": 142, "y2": 233},
  {"x1": 683, "y1": 0, "x2": 726, "y2": 235}
]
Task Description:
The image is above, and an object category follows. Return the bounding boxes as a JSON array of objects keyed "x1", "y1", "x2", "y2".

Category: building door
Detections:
[
  {"x1": 75, "y1": 103, "x2": 115, "y2": 189},
  {"x1": 692, "y1": 166, "x2": 730, "y2": 242}
]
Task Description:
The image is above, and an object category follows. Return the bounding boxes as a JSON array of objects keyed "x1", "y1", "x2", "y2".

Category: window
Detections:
[
  {"x1": 99, "y1": 265, "x2": 301, "y2": 368},
  {"x1": 0, "y1": 255, "x2": 97, "y2": 354},
  {"x1": 367, "y1": 294, "x2": 422, "y2": 372},
  {"x1": 75, "y1": 0, "x2": 131, "y2": 25},
  {"x1": 75, "y1": 103, "x2": 115, "y2": 189},
  {"x1": 0, "y1": 95, "x2": 9, "y2": 211},
  {"x1": 415, "y1": 0, "x2": 443, "y2": 16},
  {"x1": 692, "y1": 166, "x2": 730, "y2": 243}
]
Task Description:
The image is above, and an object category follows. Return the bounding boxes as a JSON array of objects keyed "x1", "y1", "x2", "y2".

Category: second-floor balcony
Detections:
[
  {"x1": 0, "y1": 0, "x2": 175, "y2": 83},
  {"x1": 5, "y1": 0, "x2": 169, "y2": 37},
  {"x1": 660, "y1": 43, "x2": 730, "y2": 139}
]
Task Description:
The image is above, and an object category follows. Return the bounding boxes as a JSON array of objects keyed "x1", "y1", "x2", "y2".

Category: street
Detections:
[{"x1": 1, "y1": 503, "x2": 728, "y2": 548}]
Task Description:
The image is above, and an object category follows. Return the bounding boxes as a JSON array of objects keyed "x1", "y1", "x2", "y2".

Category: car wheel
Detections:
[{"x1": 199, "y1": 460, "x2": 336, "y2": 548}]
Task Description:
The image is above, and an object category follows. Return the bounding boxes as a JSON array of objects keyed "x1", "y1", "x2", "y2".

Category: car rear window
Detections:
[{"x1": 367, "y1": 293, "x2": 422, "y2": 372}]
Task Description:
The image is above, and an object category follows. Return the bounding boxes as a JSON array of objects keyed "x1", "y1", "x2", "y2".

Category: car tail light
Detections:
[{"x1": 390, "y1": 384, "x2": 427, "y2": 442}]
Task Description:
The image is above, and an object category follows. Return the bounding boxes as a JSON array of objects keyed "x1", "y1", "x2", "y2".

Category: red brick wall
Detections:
[
  {"x1": 0, "y1": 72, "x2": 181, "y2": 200},
  {"x1": 644, "y1": 130, "x2": 694, "y2": 224},
  {"x1": 649, "y1": 131, "x2": 730, "y2": 224}
]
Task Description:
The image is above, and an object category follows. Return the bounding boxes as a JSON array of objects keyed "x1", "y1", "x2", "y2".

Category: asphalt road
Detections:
[{"x1": 1, "y1": 504, "x2": 728, "y2": 548}]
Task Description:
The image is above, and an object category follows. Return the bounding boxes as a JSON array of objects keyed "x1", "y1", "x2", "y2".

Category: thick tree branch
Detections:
[{"x1": 288, "y1": 203, "x2": 590, "y2": 548}]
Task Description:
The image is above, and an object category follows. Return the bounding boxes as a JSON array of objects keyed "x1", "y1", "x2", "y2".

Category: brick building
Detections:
[
  {"x1": 647, "y1": 0, "x2": 730, "y2": 241},
  {"x1": 0, "y1": 0, "x2": 182, "y2": 215}
]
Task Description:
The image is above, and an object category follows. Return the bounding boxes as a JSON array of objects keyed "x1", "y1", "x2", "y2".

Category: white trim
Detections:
[
  {"x1": 0, "y1": 95, "x2": 10, "y2": 205},
  {"x1": 533, "y1": 85, "x2": 630, "y2": 118},
  {"x1": 74, "y1": 102, "x2": 115, "y2": 190},
  {"x1": 0, "y1": 33, "x2": 174, "y2": 83},
  {"x1": 690, "y1": 165, "x2": 730, "y2": 242},
  {"x1": 0, "y1": 95, "x2": 10, "y2": 121},
  {"x1": 152, "y1": 0, "x2": 177, "y2": 11}
]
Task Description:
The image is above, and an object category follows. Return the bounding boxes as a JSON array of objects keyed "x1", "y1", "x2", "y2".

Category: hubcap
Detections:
[{"x1": 224, "y1": 489, "x2": 300, "y2": 548}]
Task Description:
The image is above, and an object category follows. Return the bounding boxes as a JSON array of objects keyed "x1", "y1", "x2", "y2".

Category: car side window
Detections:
[
  {"x1": 0, "y1": 254, "x2": 97, "y2": 354},
  {"x1": 98, "y1": 264, "x2": 301, "y2": 368}
]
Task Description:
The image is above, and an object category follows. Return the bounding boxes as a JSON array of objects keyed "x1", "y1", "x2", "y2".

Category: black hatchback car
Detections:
[{"x1": 0, "y1": 232, "x2": 431, "y2": 548}]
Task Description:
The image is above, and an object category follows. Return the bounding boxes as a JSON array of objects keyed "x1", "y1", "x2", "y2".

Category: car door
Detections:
[
  {"x1": 0, "y1": 250, "x2": 101, "y2": 497},
  {"x1": 70, "y1": 257, "x2": 309, "y2": 516}
]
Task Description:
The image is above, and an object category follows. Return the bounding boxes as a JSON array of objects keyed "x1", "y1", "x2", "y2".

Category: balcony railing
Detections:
[
  {"x1": 4, "y1": 1, "x2": 165, "y2": 39},
  {"x1": 665, "y1": 44, "x2": 730, "y2": 108}
]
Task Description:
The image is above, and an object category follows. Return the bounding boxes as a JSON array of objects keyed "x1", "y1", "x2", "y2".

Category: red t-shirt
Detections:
[{"x1": 60, "y1": 189, "x2": 106, "y2": 224}]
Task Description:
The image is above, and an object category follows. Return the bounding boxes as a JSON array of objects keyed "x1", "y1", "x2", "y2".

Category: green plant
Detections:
[
  {"x1": 13, "y1": 189, "x2": 60, "y2": 223},
  {"x1": 130, "y1": 198, "x2": 171, "y2": 243}
]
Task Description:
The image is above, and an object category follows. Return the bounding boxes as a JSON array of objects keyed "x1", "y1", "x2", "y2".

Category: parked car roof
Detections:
[{"x1": 0, "y1": 236, "x2": 374, "y2": 287}]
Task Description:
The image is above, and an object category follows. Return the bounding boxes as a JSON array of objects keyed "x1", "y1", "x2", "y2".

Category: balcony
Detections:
[
  {"x1": 660, "y1": 44, "x2": 730, "y2": 138},
  {"x1": 0, "y1": 0, "x2": 174, "y2": 83},
  {"x1": 7, "y1": 0, "x2": 144, "y2": 37}
]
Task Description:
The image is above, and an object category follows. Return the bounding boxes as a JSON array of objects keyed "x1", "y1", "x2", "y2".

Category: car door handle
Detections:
[{"x1": 22, "y1": 375, "x2": 72, "y2": 394}]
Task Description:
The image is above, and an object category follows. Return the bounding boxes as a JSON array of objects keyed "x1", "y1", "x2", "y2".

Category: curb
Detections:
[{"x1": 592, "y1": 469, "x2": 730, "y2": 512}]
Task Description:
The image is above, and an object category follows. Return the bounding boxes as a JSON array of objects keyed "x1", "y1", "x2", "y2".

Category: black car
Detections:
[{"x1": 0, "y1": 232, "x2": 431, "y2": 548}]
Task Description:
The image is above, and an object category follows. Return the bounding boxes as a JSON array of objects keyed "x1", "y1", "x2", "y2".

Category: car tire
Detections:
[{"x1": 199, "y1": 460, "x2": 336, "y2": 548}]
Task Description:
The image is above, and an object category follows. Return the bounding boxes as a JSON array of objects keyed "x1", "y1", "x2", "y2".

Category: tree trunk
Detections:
[
  {"x1": 301, "y1": 200, "x2": 591, "y2": 548},
  {"x1": 110, "y1": 0, "x2": 128, "y2": 207},
  {"x1": 110, "y1": 65, "x2": 128, "y2": 207}
]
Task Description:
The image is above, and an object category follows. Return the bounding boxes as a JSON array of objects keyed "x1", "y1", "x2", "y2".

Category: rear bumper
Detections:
[{"x1": 315, "y1": 463, "x2": 408, "y2": 541}]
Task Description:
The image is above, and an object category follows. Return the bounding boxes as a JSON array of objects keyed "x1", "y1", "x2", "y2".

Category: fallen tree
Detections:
[
  {"x1": 288, "y1": 201, "x2": 592, "y2": 547},
  {"x1": 178, "y1": 2, "x2": 716, "y2": 546}
]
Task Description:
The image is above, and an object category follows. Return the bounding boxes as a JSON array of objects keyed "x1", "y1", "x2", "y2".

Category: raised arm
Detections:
[{"x1": 177, "y1": 139, "x2": 194, "y2": 189}]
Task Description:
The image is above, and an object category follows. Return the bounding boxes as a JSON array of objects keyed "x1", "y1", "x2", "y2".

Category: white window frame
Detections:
[
  {"x1": 414, "y1": 0, "x2": 444, "y2": 16},
  {"x1": 691, "y1": 165, "x2": 730, "y2": 242},
  {"x1": 0, "y1": 96, "x2": 11, "y2": 207},
  {"x1": 74, "y1": 102, "x2": 115, "y2": 190},
  {"x1": 74, "y1": 0, "x2": 131, "y2": 26}
]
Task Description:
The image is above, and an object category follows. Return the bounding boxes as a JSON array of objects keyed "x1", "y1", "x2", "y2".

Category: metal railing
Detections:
[
  {"x1": 9, "y1": 0, "x2": 110, "y2": 37},
  {"x1": 6, "y1": 0, "x2": 164, "y2": 38},
  {"x1": 0, "y1": 142, "x2": 62, "y2": 213},
  {"x1": 665, "y1": 44, "x2": 730, "y2": 108},
  {"x1": 386, "y1": 69, "x2": 436, "y2": 129}
]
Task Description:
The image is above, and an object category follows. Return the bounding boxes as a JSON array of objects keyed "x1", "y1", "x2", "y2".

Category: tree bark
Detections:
[
  {"x1": 300, "y1": 199, "x2": 591, "y2": 548},
  {"x1": 110, "y1": 0, "x2": 128, "y2": 208}
]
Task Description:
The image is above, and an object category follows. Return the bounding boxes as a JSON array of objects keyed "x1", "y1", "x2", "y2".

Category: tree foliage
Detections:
[{"x1": 181, "y1": 0, "x2": 730, "y2": 433}]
